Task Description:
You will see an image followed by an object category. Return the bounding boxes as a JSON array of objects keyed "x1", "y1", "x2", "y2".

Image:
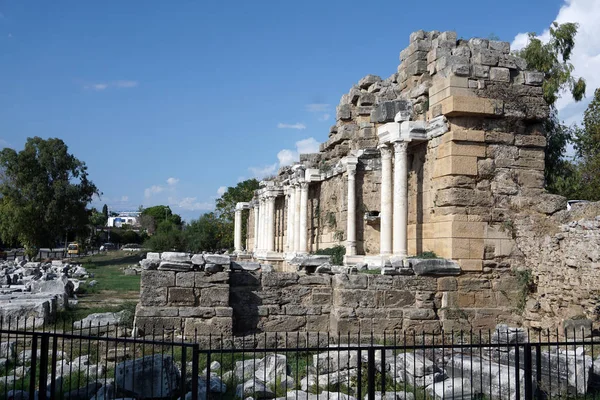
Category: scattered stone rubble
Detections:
[
  {"x1": 0, "y1": 260, "x2": 90, "y2": 327},
  {"x1": 140, "y1": 252, "x2": 284, "y2": 273}
]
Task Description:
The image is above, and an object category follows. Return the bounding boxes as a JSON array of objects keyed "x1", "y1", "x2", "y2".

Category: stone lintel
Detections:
[
  {"x1": 377, "y1": 121, "x2": 428, "y2": 146},
  {"x1": 235, "y1": 202, "x2": 251, "y2": 211}
]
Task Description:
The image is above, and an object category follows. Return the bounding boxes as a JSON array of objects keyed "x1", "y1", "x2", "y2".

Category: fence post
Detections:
[
  {"x1": 367, "y1": 347, "x2": 376, "y2": 400},
  {"x1": 524, "y1": 343, "x2": 533, "y2": 400},
  {"x1": 181, "y1": 346, "x2": 188, "y2": 400},
  {"x1": 514, "y1": 343, "x2": 521, "y2": 400},
  {"x1": 38, "y1": 334, "x2": 49, "y2": 400},
  {"x1": 535, "y1": 343, "x2": 542, "y2": 398},
  {"x1": 29, "y1": 334, "x2": 38, "y2": 400},
  {"x1": 191, "y1": 344, "x2": 200, "y2": 400}
]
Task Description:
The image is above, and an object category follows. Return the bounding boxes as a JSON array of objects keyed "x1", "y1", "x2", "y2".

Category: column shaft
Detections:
[
  {"x1": 259, "y1": 199, "x2": 265, "y2": 251},
  {"x1": 393, "y1": 141, "x2": 409, "y2": 257},
  {"x1": 294, "y1": 186, "x2": 301, "y2": 251},
  {"x1": 380, "y1": 145, "x2": 393, "y2": 255},
  {"x1": 346, "y1": 169, "x2": 357, "y2": 256},
  {"x1": 234, "y1": 209, "x2": 242, "y2": 252},
  {"x1": 267, "y1": 197, "x2": 275, "y2": 252},
  {"x1": 286, "y1": 189, "x2": 295, "y2": 252},
  {"x1": 253, "y1": 206, "x2": 259, "y2": 252},
  {"x1": 299, "y1": 183, "x2": 309, "y2": 253}
]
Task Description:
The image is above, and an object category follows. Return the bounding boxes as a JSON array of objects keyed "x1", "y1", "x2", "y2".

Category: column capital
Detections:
[
  {"x1": 378, "y1": 144, "x2": 393, "y2": 159},
  {"x1": 299, "y1": 181, "x2": 309, "y2": 190},
  {"x1": 393, "y1": 140, "x2": 409, "y2": 153}
]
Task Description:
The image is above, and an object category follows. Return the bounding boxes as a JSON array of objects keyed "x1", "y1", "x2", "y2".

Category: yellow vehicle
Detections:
[{"x1": 67, "y1": 242, "x2": 79, "y2": 256}]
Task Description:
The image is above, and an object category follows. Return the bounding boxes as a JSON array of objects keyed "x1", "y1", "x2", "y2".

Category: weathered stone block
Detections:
[
  {"x1": 337, "y1": 104, "x2": 352, "y2": 121},
  {"x1": 184, "y1": 317, "x2": 232, "y2": 336},
  {"x1": 489, "y1": 40, "x2": 510, "y2": 54},
  {"x1": 204, "y1": 254, "x2": 230, "y2": 265},
  {"x1": 525, "y1": 71, "x2": 544, "y2": 86},
  {"x1": 141, "y1": 271, "x2": 176, "y2": 288},
  {"x1": 332, "y1": 274, "x2": 367, "y2": 289},
  {"x1": 382, "y1": 290, "x2": 414, "y2": 307},
  {"x1": 472, "y1": 49, "x2": 499, "y2": 66},
  {"x1": 311, "y1": 288, "x2": 333, "y2": 304},
  {"x1": 196, "y1": 272, "x2": 229, "y2": 285},
  {"x1": 437, "y1": 277, "x2": 457, "y2": 291},
  {"x1": 161, "y1": 252, "x2": 190, "y2": 263},
  {"x1": 168, "y1": 287, "x2": 196, "y2": 306},
  {"x1": 258, "y1": 316, "x2": 306, "y2": 332},
  {"x1": 433, "y1": 155, "x2": 478, "y2": 177},
  {"x1": 436, "y1": 141, "x2": 486, "y2": 158},
  {"x1": 140, "y1": 287, "x2": 168, "y2": 307},
  {"x1": 135, "y1": 306, "x2": 179, "y2": 318},
  {"x1": 306, "y1": 315, "x2": 329, "y2": 332},
  {"x1": 358, "y1": 93, "x2": 376, "y2": 106},
  {"x1": 198, "y1": 287, "x2": 229, "y2": 307},
  {"x1": 405, "y1": 308, "x2": 437, "y2": 320},
  {"x1": 178, "y1": 307, "x2": 215, "y2": 318},
  {"x1": 176, "y1": 272, "x2": 195, "y2": 288},
  {"x1": 485, "y1": 131, "x2": 515, "y2": 144},
  {"x1": 298, "y1": 275, "x2": 331, "y2": 286},
  {"x1": 358, "y1": 74, "x2": 381, "y2": 90},
  {"x1": 334, "y1": 290, "x2": 378, "y2": 308},
  {"x1": 490, "y1": 67, "x2": 510, "y2": 82},
  {"x1": 515, "y1": 134, "x2": 546, "y2": 147},
  {"x1": 367, "y1": 275, "x2": 394, "y2": 290},
  {"x1": 262, "y1": 273, "x2": 299, "y2": 287}
]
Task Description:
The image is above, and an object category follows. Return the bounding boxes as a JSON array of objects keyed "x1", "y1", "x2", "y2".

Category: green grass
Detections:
[{"x1": 78, "y1": 251, "x2": 144, "y2": 292}]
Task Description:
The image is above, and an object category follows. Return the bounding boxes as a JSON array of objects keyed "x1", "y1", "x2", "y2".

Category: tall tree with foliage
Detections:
[
  {"x1": 570, "y1": 88, "x2": 600, "y2": 200},
  {"x1": 0, "y1": 137, "x2": 99, "y2": 258},
  {"x1": 139, "y1": 205, "x2": 182, "y2": 234},
  {"x1": 144, "y1": 220, "x2": 186, "y2": 252},
  {"x1": 516, "y1": 22, "x2": 586, "y2": 194},
  {"x1": 215, "y1": 179, "x2": 260, "y2": 249},
  {"x1": 186, "y1": 212, "x2": 224, "y2": 252}
]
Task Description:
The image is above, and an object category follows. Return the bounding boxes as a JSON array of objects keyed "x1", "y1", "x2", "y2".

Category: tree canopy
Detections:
[
  {"x1": 139, "y1": 205, "x2": 182, "y2": 234},
  {"x1": 516, "y1": 22, "x2": 587, "y2": 194},
  {"x1": 215, "y1": 179, "x2": 259, "y2": 249},
  {"x1": 0, "y1": 137, "x2": 98, "y2": 257}
]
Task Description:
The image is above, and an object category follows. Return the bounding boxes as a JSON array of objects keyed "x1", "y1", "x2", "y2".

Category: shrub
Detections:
[{"x1": 315, "y1": 245, "x2": 346, "y2": 266}]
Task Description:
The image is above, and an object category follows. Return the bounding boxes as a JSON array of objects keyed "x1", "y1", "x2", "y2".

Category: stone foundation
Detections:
[{"x1": 135, "y1": 269, "x2": 521, "y2": 336}]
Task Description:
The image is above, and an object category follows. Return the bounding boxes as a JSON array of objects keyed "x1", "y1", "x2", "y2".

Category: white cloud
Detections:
[
  {"x1": 84, "y1": 80, "x2": 139, "y2": 91},
  {"x1": 511, "y1": 0, "x2": 600, "y2": 123},
  {"x1": 249, "y1": 163, "x2": 278, "y2": 179},
  {"x1": 169, "y1": 196, "x2": 213, "y2": 211},
  {"x1": 166, "y1": 177, "x2": 179, "y2": 186},
  {"x1": 277, "y1": 149, "x2": 296, "y2": 167},
  {"x1": 115, "y1": 80, "x2": 138, "y2": 88},
  {"x1": 144, "y1": 185, "x2": 164, "y2": 198},
  {"x1": 319, "y1": 113, "x2": 331, "y2": 121},
  {"x1": 306, "y1": 103, "x2": 329, "y2": 112},
  {"x1": 277, "y1": 122, "x2": 306, "y2": 130},
  {"x1": 0, "y1": 139, "x2": 12, "y2": 148},
  {"x1": 217, "y1": 186, "x2": 227, "y2": 196},
  {"x1": 296, "y1": 137, "x2": 320, "y2": 154},
  {"x1": 121, "y1": 195, "x2": 129, "y2": 202}
]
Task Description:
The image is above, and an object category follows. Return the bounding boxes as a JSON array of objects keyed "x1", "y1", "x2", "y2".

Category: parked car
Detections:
[
  {"x1": 67, "y1": 242, "x2": 80, "y2": 256},
  {"x1": 121, "y1": 243, "x2": 142, "y2": 251},
  {"x1": 100, "y1": 243, "x2": 117, "y2": 252}
]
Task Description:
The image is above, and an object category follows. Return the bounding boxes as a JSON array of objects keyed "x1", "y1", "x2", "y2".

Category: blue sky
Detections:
[{"x1": 1, "y1": 0, "x2": 596, "y2": 221}]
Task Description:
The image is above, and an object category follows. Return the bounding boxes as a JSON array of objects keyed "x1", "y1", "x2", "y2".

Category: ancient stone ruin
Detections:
[{"x1": 136, "y1": 29, "x2": 600, "y2": 335}]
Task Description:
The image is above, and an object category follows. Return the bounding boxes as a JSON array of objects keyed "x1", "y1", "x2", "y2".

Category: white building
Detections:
[{"x1": 107, "y1": 212, "x2": 141, "y2": 228}]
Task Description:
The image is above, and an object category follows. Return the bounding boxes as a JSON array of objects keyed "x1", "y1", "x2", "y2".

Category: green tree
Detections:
[
  {"x1": 140, "y1": 205, "x2": 182, "y2": 234},
  {"x1": 215, "y1": 179, "x2": 260, "y2": 249},
  {"x1": 90, "y1": 208, "x2": 107, "y2": 227},
  {"x1": 102, "y1": 204, "x2": 109, "y2": 221},
  {"x1": 144, "y1": 220, "x2": 186, "y2": 252},
  {"x1": 186, "y1": 212, "x2": 223, "y2": 252},
  {"x1": 572, "y1": 88, "x2": 600, "y2": 200},
  {"x1": 0, "y1": 137, "x2": 99, "y2": 258},
  {"x1": 516, "y1": 22, "x2": 587, "y2": 193}
]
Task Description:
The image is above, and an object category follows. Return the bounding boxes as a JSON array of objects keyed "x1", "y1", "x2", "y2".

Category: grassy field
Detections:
[{"x1": 60, "y1": 251, "x2": 144, "y2": 321}]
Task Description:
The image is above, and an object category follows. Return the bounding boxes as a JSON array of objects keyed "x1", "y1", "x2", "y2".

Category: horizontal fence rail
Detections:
[{"x1": 0, "y1": 318, "x2": 598, "y2": 400}]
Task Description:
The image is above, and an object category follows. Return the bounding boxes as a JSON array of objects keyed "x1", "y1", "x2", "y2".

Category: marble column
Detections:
[
  {"x1": 379, "y1": 145, "x2": 393, "y2": 256},
  {"x1": 286, "y1": 188, "x2": 295, "y2": 252},
  {"x1": 234, "y1": 207, "x2": 243, "y2": 252},
  {"x1": 253, "y1": 204, "x2": 260, "y2": 253},
  {"x1": 258, "y1": 197, "x2": 266, "y2": 251},
  {"x1": 346, "y1": 167, "x2": 357, "y2": 256},
  {"x1": 266, "y1": 195, "x2": 276, "y2": 252},
  {"x1": 299, "y1": 182, "x2": 309, "y2": 253},
  {"x1": 393, "y1": 141, "x2": 409, "y2": 257},
  {"x1": 294, "y1": 185, "x2": 302, "y2": 252}
]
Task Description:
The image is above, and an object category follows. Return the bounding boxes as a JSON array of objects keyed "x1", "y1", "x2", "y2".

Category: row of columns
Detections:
[{"x1": 378, "y1": 141, "x2": 409, "y2": 258}]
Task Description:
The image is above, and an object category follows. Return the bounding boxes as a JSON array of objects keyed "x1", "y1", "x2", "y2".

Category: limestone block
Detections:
[
  {"x1": 176, "y1": 272, "x2": 195, "y2": 288},
  {"x1": 435, "y1": 188, "x2": 492, "y2": 207},
  {"x1": 161, "y1": 252, "x2": 191, "y2": 263},
  {"x1": 358, "y1": 74, "x2": 381, "y2": 90},
  {"x1": 441, "y1": 129, "x2": 486, "y2": 143},
  {"x1": 167, "y1": 287, "x2": 196, "y2": 307},
  {"x1": 515, "y1": 169, "x2": 544, "y2": 188},
  {"x1": 525, "y1": 71, "x2": 544, "y2": 86},
  {"x1": 490, "y1": 67, "x2": 510, "y2": 82},
  {"x1": 429, "y1": 75, "x2": 468, "y2": 96},
  {"x1": 204, "y1": 254, "x2": 230, "y2": 265},
  {"x1": 191, "y1": 254, "x2": 205, "y2": 266},
  {"x1": 184, "y1": 317, "x2": 232, "y2": 336},
  {"x1": 306, "y1": 315, "x2": 330, "y2": 332},
  {"x1": 178, "y1": 307, "x2": 215, "y2": 318},
  {"x1": 367, "y1": 275, "x2": 394, "y2": 290},
  {"x1": 437, "y1": 277, "x2": 457, "y2": 291},
  {"x1": 198, "y1": 287, "x2": 229, "y2": 307},
  {"x1": 515, "y1": 134, "x2": 546, "y2": 147},
  {"x1": 298, "y1": 274, "x2": 331, "y2": 285},
  {"x1": 261, "y1": 272, "x2": 298, "y2": 287},
  {"x1": 333, "y1": 289, "x2": 378, "y2": 308},
  {"x1": 458, "y1": 259, "x2": 483, "y2": 271},
  {"x1": 429, "y1": 86, "x2": 475, "y2": 106},
  {"x1": 429, "y1": 96, "x2": 503, "y2": 118},
  {"x1": 311, "y1": 288, "x2": 333, "y2": 304},
  {"x1": 489, "y1": 40, "x2": 510, "y2": 54},
  {"x1": 436, "y1": 141, "x2": 486, "y2": 158},
  {"x1": 472, "y1": 64, "x2": 490, "y2": 78},
  {"x1": 403, "y1": 319, "x2": 441, "y2": 334},
  {"x1": 332, "y1": 274, "x2": 367, "y2": 289},
  {"x1": 337, "y1": 104, "x2": 352, "y2": 121},
  {"x1": 382, "y1": 290, "x2": 415, "y2": 307},
  {"x1": 472, "y1": 49, "x2": 499, "y2": 66},
  {"x1": 139, "y1": 287, "x2": 167, "y2": 307},
  {"x1": 484, "y1": 131, "x2": 515, "y2": 144},
  {"x1": 158, "y1": 261, "x2": 192, "y2": 272},
  {"x1": 135, "y1": 306, "x2": 179, "y2": 317},
  {"x1": 258, "y1": 316, "x2": 306, "y2": 332},
  {"x1": 405, "y1": 308, "x2": 437, "y2": 320},
  {"x1": 141, "y1": 270, "x2": 176, "y2": 288},
  {"x1": 433, "y1": 155, "x2": 478, "y2": 177}
]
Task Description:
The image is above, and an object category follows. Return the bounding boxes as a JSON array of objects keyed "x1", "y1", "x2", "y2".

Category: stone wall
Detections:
[{"x1": 135, "y1": 269, "x2": 521, "y2": 336}]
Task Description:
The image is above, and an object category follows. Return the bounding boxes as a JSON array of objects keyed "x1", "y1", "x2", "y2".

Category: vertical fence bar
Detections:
[
  {"x1": 524, "y1": 343, "x2": 533, "y2": 400},
  {"x1": 367, "y1": 346, "x2": 375, "y2": 400},
  {"x1": 29, "y1": 333, "x2": 38, "y2": 400},
  {"x1": 514, "y1": 342, "x2": 521, "y2": 400},
  {"x1": 38, "y1": 333, "x2": 49, "y2": 400},
  {"x1": 181, "y1": 346, "x2": 188, "y2": 400},
  {"x1": 191, "y1": 344, "x2": 199, "y2": 400}
]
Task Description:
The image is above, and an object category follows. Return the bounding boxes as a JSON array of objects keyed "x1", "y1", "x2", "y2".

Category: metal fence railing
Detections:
[{"x1": 0, "y1": 318, "x2": 598, "y2": 400}]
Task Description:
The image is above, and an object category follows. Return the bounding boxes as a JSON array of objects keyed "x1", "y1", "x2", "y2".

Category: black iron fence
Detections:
[{"x1": 0, "y1": 318, "x2": 599, "y2": 400}]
